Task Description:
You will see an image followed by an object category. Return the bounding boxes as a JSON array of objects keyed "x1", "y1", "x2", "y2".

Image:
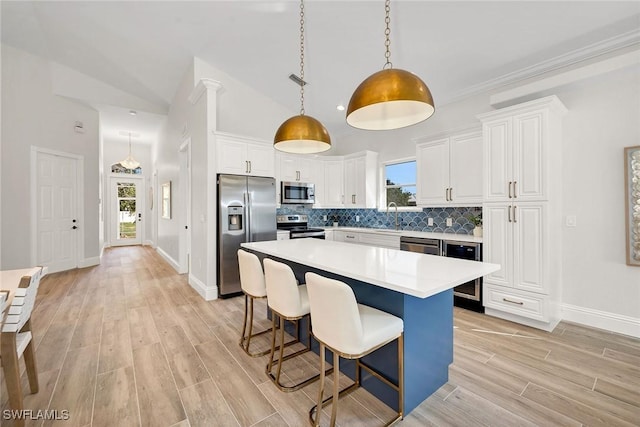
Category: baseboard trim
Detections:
[
  {"x1": 156, "y1": 247, "x2": 181, "y2": 272},
  {"x1": 78, "y1": 256, "x2": 100, "y2": 269},
  {"x1": 143, "y1": 240, "x2": 155, "y2": 247},
  {"x1": 188, "y1": 274, "x2": 218, "y2": 301},
  {"x1": 561, "y1": 304, "x2": 640, "y2": 338}
]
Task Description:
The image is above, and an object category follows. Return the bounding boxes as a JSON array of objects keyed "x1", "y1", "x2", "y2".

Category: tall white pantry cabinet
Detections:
[{"x1": 478, "y1": 96, "x2": 567, "y2": 332}]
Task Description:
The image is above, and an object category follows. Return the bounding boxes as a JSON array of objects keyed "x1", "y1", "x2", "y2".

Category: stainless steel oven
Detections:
[
  {"x1": 281, "y1": 182, "x2": 315, "y2": 204},
  {"x1": 277, "y1": 215, "x2": 325, "y2": 239},
  {"x1": 443, "y1": 240, "x2": 484, "y2": 313}
]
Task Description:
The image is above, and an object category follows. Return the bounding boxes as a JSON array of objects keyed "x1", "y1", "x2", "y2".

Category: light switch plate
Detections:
[
  {"x1": 428, "y1": 218, "x2": 434, "y2": 226},
  {"x1": 355, "y1": 215, "x2": 360, "y2": 222},
  {"x1": 446, "y1": 218, "x2": 453, "y2": 227}
]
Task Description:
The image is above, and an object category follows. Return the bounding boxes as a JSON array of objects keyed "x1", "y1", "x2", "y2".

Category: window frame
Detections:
[{"x1": 378, "y1": 157, "x2": 422, "y2": 212}]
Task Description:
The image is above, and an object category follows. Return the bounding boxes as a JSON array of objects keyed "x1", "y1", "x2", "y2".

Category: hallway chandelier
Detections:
[
  {"x1": 346, "y1": 0, "x2": 434, "y2": 130},
  {"x1": 274, "y1": 0, "x2": 331, "y2": 154},
  {"x1": 120, "y1": 132, "x2": 140, "y2": 170}
]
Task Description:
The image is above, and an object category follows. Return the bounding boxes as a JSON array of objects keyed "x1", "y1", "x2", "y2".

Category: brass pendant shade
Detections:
[
  {"x1": 274, "y1": 114, "x2": 331, "y2": 154},
  {"x1": 346, "y1": 68, "x2": 434, "y2": 130},
  {"x1": 273, "y1": 0, "x2": 331, "y2": 154}
]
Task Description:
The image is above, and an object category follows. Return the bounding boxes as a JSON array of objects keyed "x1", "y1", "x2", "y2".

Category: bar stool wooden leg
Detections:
[{"x1": 1, "y1": 332, "x2": 25, "y2": 427}]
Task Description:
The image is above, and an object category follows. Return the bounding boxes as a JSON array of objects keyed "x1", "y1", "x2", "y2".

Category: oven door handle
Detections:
[{"x1": 291, "y1": 232, "x2": 325, "y2": 239}]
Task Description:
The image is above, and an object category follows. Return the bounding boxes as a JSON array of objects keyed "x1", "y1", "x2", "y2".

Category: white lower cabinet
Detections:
[
  {"x1": 483, "y1": 202, "x2": 557, "y2": 330},
  {"x1": 277, "y1": 231, "x2": 290, "y2": 241},
  {"x1": 333, "y1": 230, "x2": 400, "y2": 249}
]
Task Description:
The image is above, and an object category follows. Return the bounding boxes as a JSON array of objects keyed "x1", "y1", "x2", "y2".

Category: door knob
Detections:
[{"x1": 72, "y1": 226, "x2": 78, "y2": 230}]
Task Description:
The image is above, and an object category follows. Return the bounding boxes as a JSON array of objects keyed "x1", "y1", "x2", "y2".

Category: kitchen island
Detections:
[{"x1": 241, "y1": 238, "x2": 500, "y2": 415}]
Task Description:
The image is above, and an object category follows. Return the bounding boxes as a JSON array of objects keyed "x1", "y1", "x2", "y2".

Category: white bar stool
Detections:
[
  {"x1": 237, "y1": 249, "x2": 275, "y2": 357},
  {"x1": 263, "y1": 258, "x2": 331, "y2": 392},
  {"x1": 305, "y1": 272, "x2": 404, "y2": 427}
]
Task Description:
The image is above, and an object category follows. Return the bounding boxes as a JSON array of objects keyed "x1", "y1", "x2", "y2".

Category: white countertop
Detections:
[
  {"x1": 241, "y1": 239, "x2": 499, "y2": 299},
  {"x1": 322, "y1": 226, "x2": 483, "y2": 244}
]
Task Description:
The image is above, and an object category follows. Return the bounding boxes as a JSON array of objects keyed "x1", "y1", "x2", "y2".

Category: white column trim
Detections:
[{"x1": 188, "y1": 78, "x2": 223, "y2": 105}]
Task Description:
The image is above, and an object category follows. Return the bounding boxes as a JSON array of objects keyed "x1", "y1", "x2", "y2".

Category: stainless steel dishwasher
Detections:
[{"x1": 399, "y1": 236, "x2": 441, "y2": 255}]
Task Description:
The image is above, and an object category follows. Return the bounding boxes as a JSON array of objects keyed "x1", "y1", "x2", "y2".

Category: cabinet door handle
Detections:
[
  {"x1": 449, "y1": 187, "x2": 453, "y2": 201},
  {"x1": 248, "y1": 161, "x2": 252, "y2": 174},
  {"x1": 513, "y1": 181, "x2": 517, "y2": 198},
  {"x1": 508, "y1": 181, "x2": 513, "y2": 198},
  {"x1": 508, "y1": 205, "x2": 512, "y2": 223},
  {"x1": 513, "y1": 205, "x2": 517, "y2": 223},
  {"x1": 502, "y1": 298, "x2": 524, "y2": 305},
  {"x1": 245, "y1": 160, "x2": 249, "y2": 173},
  {"x1": 445, "y1": 188, "x2": 449, "y2": 201},
  {"x1": 296, "y1": 171, "x2": 300, "y2": 181},
  {"x1": 346, "y1": 235, "x2": 355, "y2": 239},
  {"x1": 352, "y1": 194, "x2": 356, "y2": 204}
]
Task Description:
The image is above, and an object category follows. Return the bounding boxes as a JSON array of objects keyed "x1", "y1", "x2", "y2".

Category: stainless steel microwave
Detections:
[{"x1": 281, "y1": 181, "x2": 315, "y2": 204}]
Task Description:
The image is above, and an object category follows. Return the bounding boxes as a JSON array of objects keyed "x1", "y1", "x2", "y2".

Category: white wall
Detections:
[
  {"x1": 102, "y1": 136, "x2": 153, "y2": 246},
  {"x1": 1, "y1": 44, "x2": 100, "y2": 269},
  {"x1": 194, "y1": 58, "x2": 295, "y2": 141},
  {"x1": 155, "y1": 63, "x2": 194, "y2": 268},
  {"x1": 557, "y1": 67, "x2": 640, "y2": 328}
]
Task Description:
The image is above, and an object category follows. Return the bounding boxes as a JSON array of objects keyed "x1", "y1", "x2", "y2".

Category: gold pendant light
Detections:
[
  {"x1": 347, "y1": 0, "x2": 434, "y2": 130},
  {"x1": 274, "y1": 0, "x2": 331, "y2": 154}
]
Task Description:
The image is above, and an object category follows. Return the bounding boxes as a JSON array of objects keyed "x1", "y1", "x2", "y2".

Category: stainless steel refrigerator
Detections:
[{"x1": 217, "y1": 174, "x2": 276, "y2": 297}]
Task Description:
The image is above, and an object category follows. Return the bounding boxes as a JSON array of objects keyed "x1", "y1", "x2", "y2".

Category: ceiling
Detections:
[{"x1": 2, "y1": 1, "x2": 639, "y2": 142}]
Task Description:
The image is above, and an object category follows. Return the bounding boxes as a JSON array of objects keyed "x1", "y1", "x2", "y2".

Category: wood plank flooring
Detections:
[{"x1": 1, "y1": 246, "x2": 638, "y2": 426}]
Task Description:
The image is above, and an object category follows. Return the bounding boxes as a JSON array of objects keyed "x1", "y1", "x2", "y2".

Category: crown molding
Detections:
[
  {"x1": 445, "y1": 29, "x2": 640, "y2": 105},
  {"x1": 188, "y1": 78, "x2": 223, "y2": 105}
]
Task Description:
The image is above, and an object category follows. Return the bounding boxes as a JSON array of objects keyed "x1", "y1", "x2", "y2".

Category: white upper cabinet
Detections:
[
  {"x1": 415, "y1": 131, "x2": 483, "y2": 206},
  {"x1": 343, "y1": 151, "x2": 378, "y2": 208},
  {"x1": 318, "y1": 159, "x2": 344, "y2": 208},
  {"x1": 480, "y1": 98, "x2": 566, "y2": 202},
  {"x1": 279, "y1": 154, "x2": 315, "y2": 182},
  {"x1": 216, "y1": 132, "x2": 275, "y2": 177}
]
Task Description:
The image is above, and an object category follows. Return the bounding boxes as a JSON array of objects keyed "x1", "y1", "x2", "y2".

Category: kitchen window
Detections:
[{"x1": 381, "y1": 159, "x2": 418, "y2": 209}]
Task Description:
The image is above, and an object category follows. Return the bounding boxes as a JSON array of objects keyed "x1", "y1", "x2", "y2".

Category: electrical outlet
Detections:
[
  {"x1": 566, "y1": 215, "x2": 577, "y2": 227},
  {"x1": 356, "y1": 215, "x2": 360, "y2": 222},
  {"x1": 428, "y1": 218, "x2": 434, "y2": 226},
  {"x1": 323, "y1": 215, "x2": 327, "y2": 221},
  {"x1": 446, "y1": 218, "x2": 453, "y2": 227}
]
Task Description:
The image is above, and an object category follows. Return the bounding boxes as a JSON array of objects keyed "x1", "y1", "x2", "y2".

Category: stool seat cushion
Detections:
[
  {"x1": 305, "y1": 272, "x2": 403, "y2": 356},
  {"x1": 264, "y1": 258, "x2": 309, "y2": 319},
  {"x1": 358, "y1": 304, "x2": 403, "y2": 356},
  {"x1": 238, "y1": 250, "x2": 267, "y2": 297}
]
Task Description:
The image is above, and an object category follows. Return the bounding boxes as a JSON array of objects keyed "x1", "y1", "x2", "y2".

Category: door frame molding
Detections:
[
  {"x1": 109, "y1": 174, "x2": 145, "y2": 247},
  {"x1": 30, "y1": 146, "x2": 85, "y2": 269},
  {"x1": 178, "y1": 137, "x2": 191, "y2": 274}
]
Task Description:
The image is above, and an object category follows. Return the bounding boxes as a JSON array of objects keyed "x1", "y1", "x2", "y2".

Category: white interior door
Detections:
[
  {"x1": 111, "y1": 177, "x2": 143, "y2": 246},
  {"x1": 35, "y1": 151, "x2": 79, "y2": 273}
]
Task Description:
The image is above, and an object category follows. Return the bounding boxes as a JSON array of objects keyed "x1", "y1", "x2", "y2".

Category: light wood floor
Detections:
[{"x1": 1, "y1": 246, "x2": 639, "y2": 426}]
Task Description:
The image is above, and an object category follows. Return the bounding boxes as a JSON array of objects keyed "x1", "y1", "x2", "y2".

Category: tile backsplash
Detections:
[{"x1": 277, "y1": 206, "x2": 482, "y2": 235}]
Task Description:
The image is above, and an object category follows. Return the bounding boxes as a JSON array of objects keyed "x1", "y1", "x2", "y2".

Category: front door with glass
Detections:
[{"x1": 111, "y1": 177, "x2": 143, "y2": 246}]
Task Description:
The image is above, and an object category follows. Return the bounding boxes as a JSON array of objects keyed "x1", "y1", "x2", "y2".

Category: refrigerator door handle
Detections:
[
  {"x1": 243, "y1": 192, "x2": 250, "y2": 242},
  {"x1": 246, "y1": 192, "x2": 252, "y2": 241}
]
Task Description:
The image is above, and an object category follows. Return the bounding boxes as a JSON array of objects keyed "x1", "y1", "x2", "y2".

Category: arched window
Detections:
[{"x1": 111, "y1": 162, "x2": 142, "y2": 174}]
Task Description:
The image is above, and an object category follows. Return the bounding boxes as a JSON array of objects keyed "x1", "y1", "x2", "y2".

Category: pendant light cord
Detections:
[
  {"x1": 299, "y1": 0, "x2": 306, "y2": 115},
  {"x1": 384, "y1": 0, "x2": 392, "y2": 69}
]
